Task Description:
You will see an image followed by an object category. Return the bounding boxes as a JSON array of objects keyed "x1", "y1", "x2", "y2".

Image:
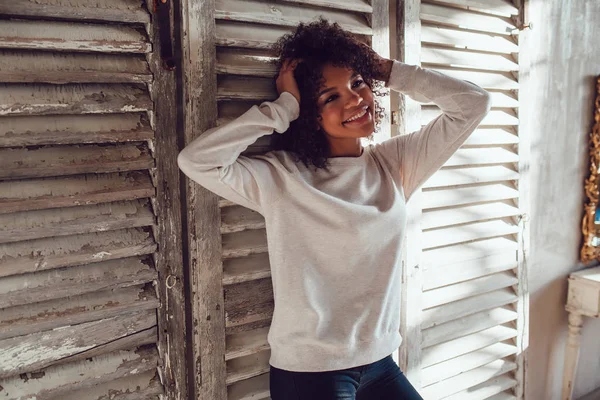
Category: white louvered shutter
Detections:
[
  {"x1": 399, "y1": 1, "x2": 528, "y2": 399},
  {"x1": 0, "y1": 1, "x2": 187, "y2": 398},
  {"x1": 181, "y1": 1, "x2": 390, "y2": 399}
]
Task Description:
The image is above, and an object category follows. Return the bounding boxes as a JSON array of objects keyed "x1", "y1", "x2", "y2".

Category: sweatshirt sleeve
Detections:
[
  {"x1": 376, "y1": 60, "x2": 492, "y2": 202},
  {"x1": 177, "y1": 91, "x2": 300, "y2": 214}
]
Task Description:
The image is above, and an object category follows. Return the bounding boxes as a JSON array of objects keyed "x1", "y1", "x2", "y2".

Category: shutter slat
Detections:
[
  {"x1": 224, "y1": 279, "x2": 274, "y2": 329},
  {"x1": 0, "y1": 347, "x2": 159, "y2": 398},
  {"x1": 423, "y1": 166, "x2": 519, "y2": 189},
  {"x1": 0, "y1": 144, "x2": 154, "y2": 180},
  {"x1": 0, "y1": 84, "x2": 152, "y2": 116},
  {"x1": 226, "y1": 351, "x2": 270, "y2": 385},
  {"x1": 423, "y1": 184, "x2": 519, "y2": 210},
  {"x1": 218, "y1": 76, "x2": 275, "y2": 101},
  {"x1": 421, "y1": 343, "x2": 517, "y2": 387},
  {"x1": 215, "y1": 0, "x2": 372, "y2": 35},
  {"x1": 0, "y1": 0, "x2": 151, "y2": 24},
  {"x1": 423, "y1": 251, "x2": 517, "y2": 290},
  {"x1": 0, "y1": 172, "x2": 154, "y2": 214},
  {"x1": 0, "y1": 309, "x2": 156, "y2": 379},
  {"x1": 421, "y1": 25, "x2": 518, "y2": 54},
  {"x1": 0, "y1": 256, "x2": 157, "y2": 308},
  {"x1": 421, "y1": 202, "x2": 520, "y2": 230},
  {"x1": 422, "y1": 220, "x2": 519, "y2": 249},
  {"x1": 0, "y1": 20, "x2": 151, "y2": 53},
  {"x1": 422, "y1": 46, "x2": 518, "y2": 72},
  {"x1": 279, "y1": 0, "x2": 372, "y2": 13},
  {"x1": 422, "y1": 237, "x2": 518, "y2": 267},
  {"x1": 444, "y1": 374, "x2": 517, "y2": 400},
  {"x1": 422, "y1": 325, "x2": 517, "y2": 368},
  {"x1": 217, "y1": 48, "x2": 278, "y2": 77},
  {"x1": 216, "y1": 21, "x2": 292, "y2": 49},
  {"x1": 226, "y1": 327, "x2": 270, "y2": 361},
  {"x1": 428, "y1": 0, "x2": 518, "y2": 16},
  {"x1": 422, "y1": 306, "x2": 518, "y2": 348},
  {"x1": 0, "y1": 199, "x2": 155, "y2": 244},
  {"x1": 0, "y1": 228, "x2": 156, "y2": 278},
  {"x1": 421, "y1": 289, "x2": 517, "y2": 330},
  {"x1": 222, "y1": 229, "x2": 269, "y2": 259},
  {"x1": 227, "y1": 373, "x2": 270, "y2": 400},
  {"x1": 0, "y1": 113, "x2": 152, "y2": 147},
  {"x1": 0, "y1": 285, "x2": 158, "y2": 340},
  {"x1": 444, "y1": 148, "x2": 519, "y2": 168},
  {"x1": 221, "y1": 206, "x2": 266, "y2": 234},
  {"x1": 421, "y1": 359, "x2": 516, "y2": 400},
  {"x1": 463, "y1": 128, "x2": 518, "y2": 146},
  {"x1": 422, "y1": 109, "x2": 518, "y2": 126},
  {"x1": 486, "y1": 392, "x2": 517, "y2": 400},
  {"x1": 422, "y1": 272, "x2": 518, "y2": 309},
  {"x1": 223, "y1": 253, "x2": 271, "y2": 285},
  {"x1": 429, "y1": 67, "x2": 518, "y2": 90},
  {"x1": 0, "y1": 50, "x2": 152, "y2": 84},
  {"x1": 61, "y1": 370, "x2": 164, "y2": 400},
  {"x1": 420, "y1": 3, "x2": 516, "y2": 35}
]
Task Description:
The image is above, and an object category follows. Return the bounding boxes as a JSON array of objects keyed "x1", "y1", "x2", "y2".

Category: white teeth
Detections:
[{"x1": 345, "y1": 107, "x2": 368, "y2": 123}]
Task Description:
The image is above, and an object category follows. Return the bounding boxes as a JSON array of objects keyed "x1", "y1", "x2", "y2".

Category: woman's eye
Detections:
[
  {"x1": 352, "y1": 79, "x2": 364, "y2": 88},
  {"x1": 325, "y1": 95, "x2": 338, "y2": 104}
]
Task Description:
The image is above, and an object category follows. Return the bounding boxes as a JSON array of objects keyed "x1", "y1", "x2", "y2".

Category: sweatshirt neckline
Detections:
[{"x1": 325, "y1": 146, "x2": 370, "y2": 165}]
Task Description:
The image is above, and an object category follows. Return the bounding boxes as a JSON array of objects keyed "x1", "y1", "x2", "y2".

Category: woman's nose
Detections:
[{"x1": 345, "y1": 90, "x2": 363, "y2": 108}]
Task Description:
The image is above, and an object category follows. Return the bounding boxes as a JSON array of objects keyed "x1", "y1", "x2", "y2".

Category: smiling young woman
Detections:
[{"x1": 177, "y1": 18, "x2": 491, "y2": 400}]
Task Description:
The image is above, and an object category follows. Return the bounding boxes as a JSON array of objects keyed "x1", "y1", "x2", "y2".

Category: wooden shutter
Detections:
[
  {"x1": 398, "y1": 0, "x2": 529, "y2": 399},
  {"x1": 181, "y1": 0, "x2": 390, "y2": 399},
  {"x1": 0, "y1": 1, "x2": 188, "y2": 399}
]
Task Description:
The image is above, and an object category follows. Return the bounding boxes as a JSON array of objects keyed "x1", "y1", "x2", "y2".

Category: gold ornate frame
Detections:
[{"x1": 581, "y1": 75, "x2": 600, "y2": 263}]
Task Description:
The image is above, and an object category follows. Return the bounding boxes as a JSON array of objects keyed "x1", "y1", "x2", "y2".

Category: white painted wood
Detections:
[
  {"x1": 421, "y1": 24, "x2": 518, "y2": 54},
  {"x1": 421, "y1": 289, "x2": 518, "y2": 330},
  {"x1": 421, "y1": 220, "x2": 519, "y2": 249},
  {"x1": 429, "y1": 0, "x2": 518, "y2": 16},
  {"x1": 421, "y1": 359, "x2": 516, "y2": 399},
  {"x1": 421, "y1": 342, "x2": 517, "y2": 387},
  {"x1": 422, "y1": 272, "x2": 518, "y2": 309},
  {"x1": 216, "y1": 21, "x2": 292, "y2": 49},
  {"x1": 463, "y1": 128, "x2": 519, "y2": 146},
  {"x1": 278, "y1": 0, "x2": 372, "y2": 13},
  {"x1": 420, "y1": 3, "x2": 516, "y2": 35},
  {"x1": 421, "y1": 237, "x2": 518, "y2": 267},
  {"x1": 443, "y1": 373, "x2": 517, "y2": 400},
  {"x1": 421, "y1": 202, "x2": 521, "y2": 229},
  {"x1": 429, "y1": 67, "x2": 518, "y2": 90},
  {"x1": 422, "y1": 306, "x2": 518, "y2": 348},
  {"x1": 422, "y1": 183, "x2": 519, "y2": 209},
  {"x1": 422, "y1": 46, "x2": 518, "y2": 72},
  {"x1": 423, "y1": 251, "x2": 517, "y2": 290},
  {"x1": 423, "y1": 166, "x2": 519, "y2": 189},
  {"x1": 422, "y1": 108, "x2": 519, "y2": 126}
]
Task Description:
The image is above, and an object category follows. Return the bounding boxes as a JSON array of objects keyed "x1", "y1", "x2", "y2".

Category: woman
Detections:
[{"x1": 178, "y1": 18, "x2": 491, "y2": 400}]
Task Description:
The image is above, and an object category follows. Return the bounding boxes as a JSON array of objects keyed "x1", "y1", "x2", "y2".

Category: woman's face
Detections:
[{"x1": 316, "y1": 63, "x2": 375, "y2": 140}]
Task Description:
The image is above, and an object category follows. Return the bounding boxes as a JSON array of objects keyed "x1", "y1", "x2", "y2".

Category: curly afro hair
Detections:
[{"x1": 270, "y1": 17, "x2": 388, "y2": 170}]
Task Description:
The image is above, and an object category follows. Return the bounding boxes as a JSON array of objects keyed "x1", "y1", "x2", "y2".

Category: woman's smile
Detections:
[{"x1": 343, "y1": 105, "x2": 372, "y2": 126}]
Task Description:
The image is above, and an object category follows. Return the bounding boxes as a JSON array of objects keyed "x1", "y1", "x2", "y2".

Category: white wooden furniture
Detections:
[{"x1": 562, "y1": 266, "x2": 600, "y2": 400}]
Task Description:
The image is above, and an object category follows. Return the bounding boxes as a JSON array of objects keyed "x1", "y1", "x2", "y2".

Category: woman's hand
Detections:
[
  {"x1": 276, "y1": 59, "x2": 302, "y2": 104},
  {"x1": 358, "y1": 42, "x2": 393, "y2": 84}
]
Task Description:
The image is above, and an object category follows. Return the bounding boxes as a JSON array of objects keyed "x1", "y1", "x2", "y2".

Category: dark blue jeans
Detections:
[{"x1": 269, "y1": 354, "x2": 423, "y2": 400}]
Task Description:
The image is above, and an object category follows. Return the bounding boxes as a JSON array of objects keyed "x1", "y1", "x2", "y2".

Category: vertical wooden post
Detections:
[
  {"x1": 515, "y1": 1, "x2": 530, "y2": 398},
  {"x1": 148, "y1": 1, "x2": 189, "y2": 398},
  {"x1": 561, "y1": 312, "x2": 584, "y2": 400},
  {"x1": 179, "y1": 0, "x2": 227, "y2": 399},
  {"x1": 397, "y1": 0, "x2": 423, "y2": 390},
  {"x1": 371, "y1": 0, "x2": 391, "y2": 145}
]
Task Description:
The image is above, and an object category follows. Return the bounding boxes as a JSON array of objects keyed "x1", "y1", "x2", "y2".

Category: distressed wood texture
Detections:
[
  {"x1": 0, "y1": 1, "x2": 180, "y2": 397},
  {"x1": 180, "y1": 0, "x2": 227, "y2": 398},
  {"x1": 397, "y1": 0, "x2": 527, "y2": 398}
]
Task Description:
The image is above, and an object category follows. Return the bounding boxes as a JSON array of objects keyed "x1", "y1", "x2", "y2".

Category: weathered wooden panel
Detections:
[
  {"x1": 227, "y1": 373, "x2": 270, "y2": 400},
  {"x1": 0, "y1": 284, "x2": 158, "y2": 340},
  {"x1": 61, "y1": 369, "x2": 163, "y2": 400},
  {"x1": 224, "y1": 278, "x2": 274, "y2": 328},
  {"x1": 0, "y1": 199, "x2": 155, "y2": 244},
  {"x1": 0, "y1": 228, "x2": 156, "y2": 278},
  {"x1": 226, "y1": 350, "x2": 270, "y2": 385},
  {"x1": 0, "y1": 84, "x2": 152, "y2": 116},
  {"x1": 216, "y1": 0, "x2": 372, "y2": 35},
  {"x1": 0, "y1": 172, "x2": 155, "y2": 214},
  {"x1": 421, "y1": 46, "x2": 518, "y2": 72},
  {"x1": 222, "y1": 229, "x2": 269, "y2": 259},
  {"x1": 274, "y1": 0, "x2": 372, "y2": 13},
  {"x1": 420, "y1": 2, "x2": 516, "y2": 35},
  {"x1": 0, "y1": 113, "x2": 153, "y2": 147},
  {"x1": 222, "y1": 252, "x2": 271, "y2": 285},
  {"x1": 0, "y1": 256, "x2": 157, "y2": 308},
  {"x1": 0, "y1": 0, "x2": 151, "y2": 24},
  {"x1": 0, "y1": 144, "x2": 153, "y2": 180},
  {"x1": 218, "y1": 75, "x2": 275, "y2": 101},
  {"x1": 217, "y1": 47, "x2": 277, "y2": 77},
  {"x1": 226, "y1": 326, "x2": 270, "y2": 361},
  {"x1": 0, "y1": 309, "x2": 156, "y2": 378},
  {"x1": 427, "y1": 0, "x2": 518, "y2": 16},
  {"x1": 216, "y1": 21, "x2": 293, "y2": 49},
  {"x1": 0, "y1": 50, "x2": 151, "y2": 84},
  {"x1": 221, "y1": 205, "x2": 266, "y2": 234},
  {"x1": 0, "y1": 345, "x2": 160, "y2": 399},
  {"x1": 421, "y1": 24, "x2": 518, "y2": 54},
  {"x1": 0, "y1": 20, "x2": 151, "y2": 53}
]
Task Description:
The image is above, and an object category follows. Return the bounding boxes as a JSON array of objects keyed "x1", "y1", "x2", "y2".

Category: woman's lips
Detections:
[{"x1": 343, "y1": 107, "x2": 371, "y2": 125}]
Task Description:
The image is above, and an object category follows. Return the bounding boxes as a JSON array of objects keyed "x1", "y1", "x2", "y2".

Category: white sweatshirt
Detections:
[{"x1": 178, "y1": 60, "x2": 492, "y2": 372}]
